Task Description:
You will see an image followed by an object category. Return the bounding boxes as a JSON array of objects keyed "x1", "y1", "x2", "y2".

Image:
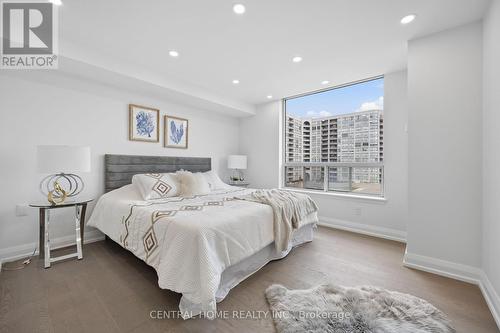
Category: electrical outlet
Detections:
[
  {"x1": 354, "y1": 207, "x2": 362, "y2": 216},
  {"x1": 15, "y1": 204, "x2": 29, "y2": 217}
]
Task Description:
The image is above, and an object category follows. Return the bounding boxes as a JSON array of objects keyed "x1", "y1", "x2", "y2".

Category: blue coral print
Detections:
[
  {"x1": 170, "y1": 120, "x2": 184, "y2": 144},
  {"x1": 136, "y1": 111, "x2": 155, "y2": 137}
]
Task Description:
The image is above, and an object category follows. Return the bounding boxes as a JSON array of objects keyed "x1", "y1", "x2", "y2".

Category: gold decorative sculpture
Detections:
[{"x1": 47, "y1": 181, "x2": 68, "y2": 205}]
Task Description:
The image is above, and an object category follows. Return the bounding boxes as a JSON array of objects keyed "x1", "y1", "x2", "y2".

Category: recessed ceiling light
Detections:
[
  {"x1": 321, "y1": 80, "x2": 329, "y2": 85},
  {"x1": 232, "y1": 79, "x2": 240, "y2": 84},
  {"x1": 400, "y1": 14, "x2": 416, "y2": 25},
  {"x1": 169, "y1": 50, "x2": 179, "y2": 57},
  {"x1": 292, "y1": 56, "x2": 303, "y2": 63},
  {"x1": 233, "y1": 4, "x2": 246, "y2": 14},
  {"x1": 50, "y1": 0, "x2": 62, "y2": 5},
  {"x1": 267, "y1": 95, "x2": 273, "y2": 99}
]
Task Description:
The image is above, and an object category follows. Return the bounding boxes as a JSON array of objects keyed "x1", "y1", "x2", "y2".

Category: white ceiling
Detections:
[{"x1": 58, "y1": 0, "x2": 490, "y2": 110}]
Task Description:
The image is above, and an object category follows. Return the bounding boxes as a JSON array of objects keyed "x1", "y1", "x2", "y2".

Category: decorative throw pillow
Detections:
[
  {"x1": 203, "y1": 170, "x2": 229, "y2": 191},
  {"x1": 176, "y1": 170, "x2": 211, "y2": 197},
  {"x1": 132, "y1": 173, "x2": 180, "y2": 200}
]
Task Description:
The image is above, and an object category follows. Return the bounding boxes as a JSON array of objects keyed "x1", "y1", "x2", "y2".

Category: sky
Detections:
[{"x1": 285, "y1": 77, "x2": 384, "y2": 119}]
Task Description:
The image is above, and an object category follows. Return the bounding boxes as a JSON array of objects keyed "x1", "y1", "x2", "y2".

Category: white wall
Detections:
[
  {"x1": 483, "y1": 0, "x2": 500, "y2": 303},
  {"x1": 239, "y1": 70, "x2": 409, "y2": 239},
  {"x1": 0, "y1": 72, "x2": 239, "y2": 260},
  {"x1": 406, "y1": 22, "x2": 483, "y2": 268},
  {"x1": 239, "y1": 101, "x2": 282, "y2": 189}
]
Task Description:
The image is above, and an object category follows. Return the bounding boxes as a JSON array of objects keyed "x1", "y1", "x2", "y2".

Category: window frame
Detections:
[{"x1": 280, "y1": 75, "x2": 385, "y2": 198}]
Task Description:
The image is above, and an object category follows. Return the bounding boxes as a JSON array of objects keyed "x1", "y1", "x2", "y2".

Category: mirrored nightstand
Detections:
[
  {"x1": 29, "y1": 199, "x2": 93, "y2": 268},
  {"x1": 227, "y1": 180, "x2": 250, "y2": 188}
]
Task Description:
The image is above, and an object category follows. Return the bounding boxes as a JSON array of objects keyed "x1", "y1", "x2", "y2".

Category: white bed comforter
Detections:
[{"x1": 87, "y1": 185, "x2": 317, "y2": 318}]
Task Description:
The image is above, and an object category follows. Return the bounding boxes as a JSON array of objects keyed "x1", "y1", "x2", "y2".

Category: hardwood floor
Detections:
[{"x1": 1, "y1": 226, "x2": 498, "y2": 333}]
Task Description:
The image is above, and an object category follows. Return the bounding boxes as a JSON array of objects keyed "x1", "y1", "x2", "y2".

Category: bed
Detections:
[{"x1": 87, "y1": 154, "x2": 318, "y2": 318}]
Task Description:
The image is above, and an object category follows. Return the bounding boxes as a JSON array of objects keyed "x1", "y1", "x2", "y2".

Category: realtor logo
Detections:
[{"x1": 1, "y1": 0, "x2": 58, "y2": 69}]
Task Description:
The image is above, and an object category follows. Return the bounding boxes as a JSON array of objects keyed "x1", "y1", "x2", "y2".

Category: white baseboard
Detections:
[
  {"x1": 479, "y1": 272, "x2": 500, "y2": 329},
  {"x1": 318, "y1": 216, "x2": 407, "y2": 243},
  {"x1": 0, "y1": 229, "x2": 105, "y2": 271},
  {"x1": 403, "y1": 249, "x2": 500, "y2": 330},
  {"x1": 403, "y1": 249, "x2": 482, "y2": 284}
]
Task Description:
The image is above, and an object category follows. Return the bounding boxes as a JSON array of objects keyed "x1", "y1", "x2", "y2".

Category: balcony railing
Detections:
[{"x1": 283, "y1": 162, "x2": 384, "y2": 196}]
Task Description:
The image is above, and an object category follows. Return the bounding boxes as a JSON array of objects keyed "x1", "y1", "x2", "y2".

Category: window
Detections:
[{"x1": 283, "y1": 77, "x2": 384, "y2": 197}]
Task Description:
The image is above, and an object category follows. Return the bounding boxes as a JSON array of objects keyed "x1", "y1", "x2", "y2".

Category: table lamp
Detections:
[
  {"x1": 37, "y1": 145, "x2": 91, "y2": 205},
  {"x1": 227, "y1": 155, "x2": 247, "y2": 182}
]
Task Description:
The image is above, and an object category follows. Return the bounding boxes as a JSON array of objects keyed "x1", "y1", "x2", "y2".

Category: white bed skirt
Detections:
[{"x1": 179, "y1": 223, "x2": 317, "y2": 318}]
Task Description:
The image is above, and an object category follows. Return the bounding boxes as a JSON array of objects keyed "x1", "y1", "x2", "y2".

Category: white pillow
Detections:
[
  {"x1": 176, "y1": 171, "x2": 211, "y2": 197},
  {"x1": 203, "y1": 170, "x2": 229, "y2": 191},
  {"x1": 132, "y1": 173, "x2": 180, "y2": 200}
]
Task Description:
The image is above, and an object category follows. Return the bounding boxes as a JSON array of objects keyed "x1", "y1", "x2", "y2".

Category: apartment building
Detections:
[
  {"x1": 285, "y1": 110, "x2": 384, "y2": 188},
  {"x1": 285, "y1": 115, "x2": 303, "y2": 185}
]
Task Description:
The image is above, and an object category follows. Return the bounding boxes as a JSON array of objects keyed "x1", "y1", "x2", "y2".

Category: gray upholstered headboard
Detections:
[{"x1": 105, "y1": 154, "x2": 211, "y2": 193}]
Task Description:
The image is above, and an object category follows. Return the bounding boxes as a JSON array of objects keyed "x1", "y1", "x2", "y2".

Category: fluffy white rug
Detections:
[{"x1": 265, "y1": 283, "x2": 455, "y2": 333}]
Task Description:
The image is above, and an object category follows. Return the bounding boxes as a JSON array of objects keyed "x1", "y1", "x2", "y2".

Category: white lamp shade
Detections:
[
  {"x1": 227, "y1": 155, "x2": 247, "y2": 169},
  {"x1": 37, "y1": 145, "x2": 91, "y2": 173}
]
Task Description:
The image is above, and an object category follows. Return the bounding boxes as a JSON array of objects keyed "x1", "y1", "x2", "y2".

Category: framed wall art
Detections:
[
  {"x1": 129, "y1": 104, "x2": 160, "y2": 142},
  {"x1": 164, "y1": 115, "x2": 188, "y2": 149}
]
